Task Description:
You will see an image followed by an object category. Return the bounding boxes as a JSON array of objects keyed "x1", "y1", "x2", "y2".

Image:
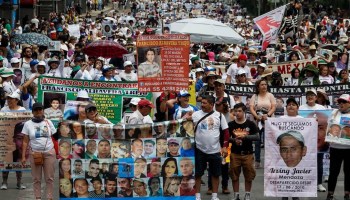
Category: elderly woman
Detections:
[{"x1": 21, "y1": 103, "x2": 57, "y2": 200}]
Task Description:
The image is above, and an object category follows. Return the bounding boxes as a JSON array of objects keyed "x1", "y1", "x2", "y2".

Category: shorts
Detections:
[
  {"x1": 229, "y1": 153, "x2": 256, "y2": 181},
  {"x1": 195, "y1": 148, "x2": 222, "y2": 177}
]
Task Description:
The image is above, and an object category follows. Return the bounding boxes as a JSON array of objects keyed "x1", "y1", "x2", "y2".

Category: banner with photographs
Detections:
[
  {"x1": 264, "y1": 118, "x2": 317, "y2": 197},
  {"x1": 0, "y1": 112, "x2": 32, "y2": 172},
  {"x1": 136, "y1": 34, "x2": 190, "y2": 92},
  {"x1": 57, "y1": 119, "x2": 195, "y2": 199},
  {"x1": 37, "y1": 76, "x2": 152, "y2": 124},
  {"x1": 298, "y1": 110, "x2": 332, "y2": 152},
  {"x1": 325, "y1": 112, "x2": 350, "y2": 145}
]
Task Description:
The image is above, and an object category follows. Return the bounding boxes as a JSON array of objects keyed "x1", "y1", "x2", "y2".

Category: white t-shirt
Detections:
[
  {"x1": 226, "y1": 64, "x2": 252, "y2": 83},
  {"x1": 192, "y1": 110, "x2": 228, "y2": 154},
  {"x1": 119, "y1": 71, "x2": 138, "y2": 81},
  {"x1": 319, "y1": 75, "x2": 334, "y2": 84},
  {"x1": 299, "y1": 103, "x2": 325, "y2": 110},
  {"x1": 127, "y1": 110, "x2": 153, "y2": 124},
  {"x1": 22, "y1": 119, "x2": 56, "y2": 152}
]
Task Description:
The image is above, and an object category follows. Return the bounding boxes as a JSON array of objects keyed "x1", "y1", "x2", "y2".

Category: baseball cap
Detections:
[
  {"x1": 305, "y1": 88, "x2": 317, "y2": 96},
  {"x1": 178, "y1": 90, "x2": 190, "y2": 97},
  {"x1": 85, "y1": 104, "x2": 97, "y2": 112},
  {"x1": 38, "y1": 61, "x2": 46, "y2": 66},
  {"x1": 138, "y1": 99, "x2": 155, "y2": 108},
  {"x1": 130, "y1": 97, "x2": 141, "y2": 105},
  {"x1": 133, "y1": 178, "x2": 146, "y2": 184},
  {"x1": 0, "y1": 56, "x2": 4, "y2": 61},
  {"x1": 123, "y1": 60, "x2": 133, "y2": 67},
  {"x1": 32, "y1": 102, "x2": 44, "y2": 110},
  {"x1": 77, "y1": 90, "x2": 90, "y2": 99},
  {"x1": 214, "y1": 79, "x2": 225, "y2": 85},
  {"x1": 237, "y1": 69, "x2": 246, "y2": 75},
  {"x1": 6, "y1": 90, "x2": 21, "y2": 100},
  {"x1": 238, "y1": 54, "x2": 248, "y2": 61},
  {"x1": 10, "y1": 58, "x2": 20, "y2": 64},
  {"x1": 258, "y1": 63, "x2": 267, "y2": 68},
  {"x1": 338, "y1": 94, "x2": 350, "y2": 103},
  {"x1": 286, "y1": 97, "x2": 299, "y2": 106},
  {"x1": 277, "y1": 130, "x2": 305, "y2": 145},
  {"x1": 73, "y1": 140, "x2": 85, "y2": 147},
  {"x1": 168, "y1": 138, "x2": 179, "y2": 145},
  {"x1": 74, "y1": 56, "x2": 84, "y2": 62},
  {"x1": 0, "y1": 68, "x2": 16, "y2": 77}
]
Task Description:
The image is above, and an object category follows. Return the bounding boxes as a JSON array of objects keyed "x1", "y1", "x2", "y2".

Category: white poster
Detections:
[
  {"x1": 264, "y1": 118, "x2": 317, "y2": 197},
  {"x1": 68, "y1": 24, "x2": 81, "y2": 39}
]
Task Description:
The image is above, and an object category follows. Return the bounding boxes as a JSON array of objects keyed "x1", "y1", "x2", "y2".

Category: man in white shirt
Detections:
[
  {"x1": 127, "y1": 99, "x2": 154, "y2": 124},
  {"x1": 226, "y1": 54, "x2": 252, "y2": 84}
]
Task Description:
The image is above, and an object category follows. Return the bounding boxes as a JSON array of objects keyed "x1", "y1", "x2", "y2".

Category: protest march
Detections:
[{"x1": 1, "y1": 0, "x2": 350, "y2": 200}]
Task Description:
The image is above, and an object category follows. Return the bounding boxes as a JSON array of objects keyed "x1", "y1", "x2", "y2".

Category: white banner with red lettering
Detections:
[{"x1": 253, "y1": 5, "x2": 287, "y2": 50}]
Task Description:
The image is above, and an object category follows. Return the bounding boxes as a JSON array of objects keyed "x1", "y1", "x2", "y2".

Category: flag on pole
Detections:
[{"x1": 253, "y1": 5, "x2": 287, "y2": 51}]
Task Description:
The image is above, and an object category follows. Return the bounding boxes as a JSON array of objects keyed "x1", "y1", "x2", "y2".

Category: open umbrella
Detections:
[
  {"x1": 170, "y1": 18, "x2": 245, "y2": 44},
  {"x1": 83, "y1": 40, "x2": 128, "y2": 58},
  {"x1": 12, "y1": 33, "x2": 52, "y2": 46}
]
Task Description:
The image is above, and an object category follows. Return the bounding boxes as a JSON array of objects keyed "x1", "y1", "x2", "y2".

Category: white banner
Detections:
[
  {"x1": 253, "y1": 5, "x2": 286, "y2": 50},
  {"x1": 325, "y1": 115, "x2": 350, "y2": 145},
  {"x1": 264, "y1": 118, "x2": 317, "y2": 197},
  {"x1": 68, "y1": 24, "x2": 81, "y2": 39}
]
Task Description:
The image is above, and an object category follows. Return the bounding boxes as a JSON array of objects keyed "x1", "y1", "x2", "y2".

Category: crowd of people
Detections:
[{"x1": 0, "y1": 0, "x2": 350, "y2": 200}]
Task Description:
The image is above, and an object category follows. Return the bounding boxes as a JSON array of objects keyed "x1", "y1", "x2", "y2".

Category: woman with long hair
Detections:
[
  {"x1": 161, "y1": 157, "x2": 178, "y2": 177},
  {"x1": 249, "y1": 79, "x2": 276, "y2": 168},
  {"x1": 148, "y1": 177, "x2": 163, "y2": 196},
  {"x1": 285, "y1": 68, "x2": 301, "y2": 86},
  {"x1": 59, "y1": 158, "x2": 71, "y2": 179},
  {"x1": 163, "y1": 177, "x2": 180, "y2": 196},
  {"x1": 336, "y1": 69, "x2": 350, "y2": 83},
  {"x1": 70, "y1": 121, "x2": 85, "y2": 139}
]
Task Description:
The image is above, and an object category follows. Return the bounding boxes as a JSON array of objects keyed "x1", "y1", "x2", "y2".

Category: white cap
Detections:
[
  {"x1": 258, "y1": 63, "x2": 267, "y2": 68},
  {"x1": 38, "y1": 61, "x2": 46, "y2": 66},
  {"x1": 10, "y1": 58, "x2": 20, "y2": 64},
  {"x1": 130, "y1": 97, "x2": 141, "y2": 105},
  {"x1": 227, "y1": 48, "x2": 234, "y2": 52},
  {"x1": 306, "y1": 88, "x2": 317, "y2": 96},
  {"x1": 237, "y1": 68, "x2": 246, "y2": 75},
  {"x1": 6, "y1": 90, "x2": 21, "y2": 100},
  {"x1": 77, "y1": 90, "x2": 90, "y2": 99},
  {"x1": 123, "y1": 61, "x2": 133, "y2": 67}
]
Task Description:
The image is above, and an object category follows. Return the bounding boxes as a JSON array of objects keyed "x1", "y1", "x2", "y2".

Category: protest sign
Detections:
[
  {"x1": 57, "y1": 120, "x2": 195, "y2": 199},
  {"x1": 0, "y1": 112, "x2": 32, "y2": 172},
  {"x1": 299, "y1": 110, "x2": 332, "y2": 152},
  {"x1": 67, "y1": 24, "x2": 80, "y2": 39},
  {"x1": 136, "y1": 34, "x2": 190, "y2": 92},
  {"x1": 264, "y1": 118, "x2": 317, "y2": 197},
  {"x1": 226, "y1": 83, "x2": 350, "y2": 98},
  {"x1": 325, "y1": 112, "x2": 350, "y2": 145},
  {"x1": 37, "y1": 76, "x2": 152, "y2": 124},
  {"x1": 48, "y1": 41, "x2": 61, "y2": 51}
]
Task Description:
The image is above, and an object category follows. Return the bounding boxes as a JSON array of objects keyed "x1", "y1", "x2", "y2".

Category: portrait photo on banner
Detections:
[{"x1": 264, "y1": 118, "x2": 318, "y2": 197}]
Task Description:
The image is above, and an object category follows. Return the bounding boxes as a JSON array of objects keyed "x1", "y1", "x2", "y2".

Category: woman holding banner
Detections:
[
  {"x1": 326, "y1": 94, "x2": 350, "y2": 200},
  {"x1": 249, "y1": 79, "x2": 276, "y2": 168}
]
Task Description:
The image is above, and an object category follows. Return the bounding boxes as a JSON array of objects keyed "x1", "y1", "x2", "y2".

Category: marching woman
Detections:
[{"x1": 21, "y1": 103, "x2": 57, "y2": 200}]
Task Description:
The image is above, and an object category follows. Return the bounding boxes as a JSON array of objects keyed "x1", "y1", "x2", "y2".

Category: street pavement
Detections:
[{"x1": 0, "y1": 152, "x2": 345, "y2": 200}]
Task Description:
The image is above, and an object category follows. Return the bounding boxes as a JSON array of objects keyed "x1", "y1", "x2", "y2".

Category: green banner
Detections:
[{"x1": 37, "y1": 76, "x2": 152, "y2": 124}]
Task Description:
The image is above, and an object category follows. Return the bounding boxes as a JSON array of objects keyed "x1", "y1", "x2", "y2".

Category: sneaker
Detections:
[
  {"x1": 244, "y1": 193, "x2": 251, "y2": 200},
  {"x1": 326, "y1": 194, "x2": 334, "y2": 200},
  {"x1": 255, "y1": 162, "x2": 261, "y2": 169},
  {"x1": 207, "y1": 189, "x2": 213, "y2": 195},
  {"x1": 232, "y1": 194, "x2": 240, "y2": 200},
  {"x1": 17, "y1": 183, "x2": 26, "y2": 189},
  {"x1": 201, "y1": 179, "x2": 205, "y2": 186},
  {"x1": 211, "y1": 197, "x2": 220, "y2": 200},
  {"x1": 0, "y1": 183, "x2": 7, "y2": 190},
  {"x1": 318, "y1": 184, "x2": 327, "y2": 192},
  {"x1": 324, "y1": 176, "x2": 329, "y2": 182}
]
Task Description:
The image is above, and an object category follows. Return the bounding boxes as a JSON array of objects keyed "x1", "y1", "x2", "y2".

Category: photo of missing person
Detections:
[
  {"x1": 148, "y1": 177, "x2": 163, "y2": 196},
  {"x1": 85, "y1": 122, "x2": 98, "y2": 139},
  {"x1": 134, "y1": 158, "x2": 147, "y2": 178},
  {"x1": 328, "y1": 124, "x2": 341, "y2": 138},
  {"x1": 163, "y1": 177, "x2": 180, "y2": 196},
  {"x1": 147, "y1": 158, "x2": 161, "y2": 178},
  {"x1": 58, "y1": 139, "x2": 72, "y2": 159},
  {"x1": 152, "y1": 122, "x2": 168, "y2": 138},
  {"x1": 276, "y1": 130, "x2": 307, "y2": 168},
  {"x1": 97, "y1": 139, "x2": 111, "y2": 158},
  {"x1": 58, "y1": 121, "x2": 72, "y2": 139},
  {"x1": 60, "y1": 178, "x2": 73, "y2": 198},
  {"x1": 71, "y1": 139, "x2": 85, "y2": 159},
  {"x1": 132, "y1": 178, "x2": 149, "y2": 197},
  {"x1": 112, "y1": 124, "x2": 125, "y2": 139},
  {"x1": 143, "y1": 138, "x2": 156, "y2": 158},
  {"x1": 43, "y1": 92, "x2": 66, "y2": 120},
  {"x1": 97, "y1": 124, "x2": 112, "y2": 140},
  {"x1": 137, "y1": 47, "x2": 162, "y2": 78},
  {"x1": 341, "y1": 125, "x2": 350, "y2": 139},
  {"x1": 111, "y1": 139, "x2": 131, "y2": 158},
  {"x1": 161, "y1": 157, "x2": 179, "y2": 177}
]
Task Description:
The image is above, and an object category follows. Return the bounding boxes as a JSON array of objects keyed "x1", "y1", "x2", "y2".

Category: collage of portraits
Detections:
[{"x1": 57, "y1": 119, "x2": 196, "y2": 198}]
